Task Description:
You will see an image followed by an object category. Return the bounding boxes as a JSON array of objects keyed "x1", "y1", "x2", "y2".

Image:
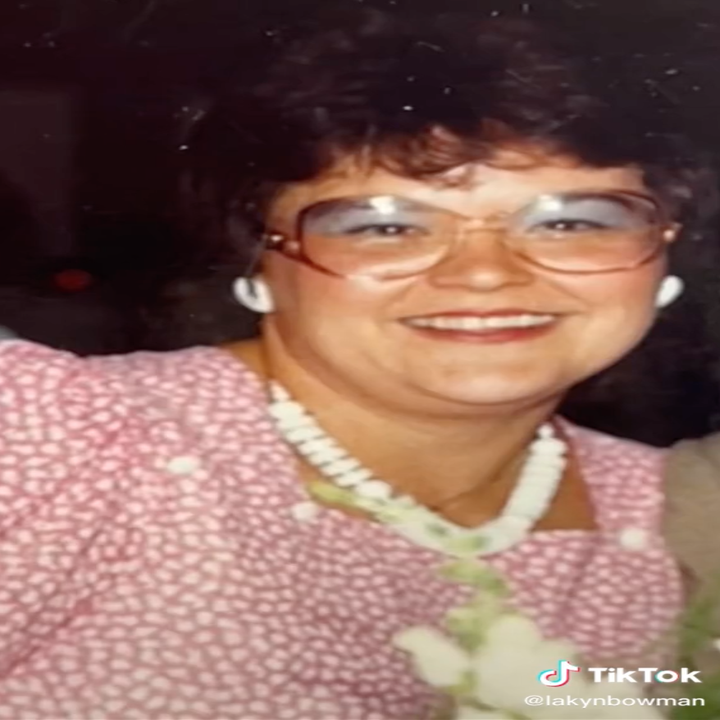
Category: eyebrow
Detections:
[
  {"x1": 304, "y1": 190, "x2": 659, "y2": 219},
  {"x1": 309, "y1": 196, "x2": 430, "y2": 213}
]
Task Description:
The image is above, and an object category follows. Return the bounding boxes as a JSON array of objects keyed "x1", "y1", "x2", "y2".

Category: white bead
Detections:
[
  {"x1": 354, "y1": 480, "x2": 394, "y2": 500},
  {"x1": 526, "y1": 457, "x2": 567, "y2": 475},
  {"x1": 334, "y1": 468, "x2": 374, "y2": 488},
  {"x1": 285, "y1": 425, "x2": 324, "y2": 443},
  {"x1": 504, "y1": 495, "x2": 548, "y2": 517},
  {"x1": 268, "y1": 383, "x2": 290, "y2": 401},
  {"x1": 269, "y1": 378, "x2": 566, "y2": 557},
  {"x1": 523, "y1": 469, "x2": 563, "y2": 484},
  {"x1": 322, "y1": 458, "x2": 362, "y2": 476},
  {"x1": 496, "y1": 515, "x2": 532, "y2": 532},
  {"x1": 479, "y1": 517, "x2": 531, "y2": 554},
  {"x1": 532, "y1": 455, "x2": 566, "y2": 468},
  {"x1": 530, "y1": 437, "x2": 566, "y2": 455},
  {"x1": 306, "y1": 446, "x2": 347, "y2": 465},
  {"x1": 537, "y1": 424, "x2": 556, "y2": 439},
  {"x1": 268, "y1": 401, "x2": 306, "y2": 420},
  {"x1": 530, "y1": 452, "x2": 566, "y2": 464},
  {"x1": 298, "y1": 438, "x2": 339, "y2": 454},
  {"x1": 273, "y1": 415, "x2": 311, "y2": 432},
  {"x1": 529, "y1": 451, "x2": 566, "y2": 462}
]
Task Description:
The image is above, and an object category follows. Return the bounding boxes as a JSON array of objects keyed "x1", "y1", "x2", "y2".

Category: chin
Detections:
[{"x1": 417, "y1": 375, "x2": 564, "y2": 410}]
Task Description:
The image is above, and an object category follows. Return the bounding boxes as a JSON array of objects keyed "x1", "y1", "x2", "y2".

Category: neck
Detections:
[{"x1": 227, "y1": 335, "x2": 562, "y2": 512}]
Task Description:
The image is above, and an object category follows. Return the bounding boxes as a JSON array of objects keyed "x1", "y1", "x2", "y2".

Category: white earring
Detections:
[
  {"x1": 655, "y1": 275, "x2": 684, "y2": 309},
  {"x1": 233, "y1": 277, "x2": 275, "y2": 314}
]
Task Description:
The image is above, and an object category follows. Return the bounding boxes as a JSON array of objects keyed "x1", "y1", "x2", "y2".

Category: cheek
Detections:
[
  {"x1": 576, "y1": 269, "x2": 660, "y2": 317},
  {"x1": 560, "y1": 266, "x2": 663, "y2": 353},
  {"x1": 265, "y1": 260, "x2": 395, "y2": 328}
]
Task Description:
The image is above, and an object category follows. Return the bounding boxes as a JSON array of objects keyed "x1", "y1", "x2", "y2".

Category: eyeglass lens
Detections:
[{"x1": 297, "y1": 192, "x2": 664, "y2": 276}]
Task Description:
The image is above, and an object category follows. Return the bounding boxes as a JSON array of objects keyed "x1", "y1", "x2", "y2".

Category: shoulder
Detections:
[
  {"x1": 0, "y1": 338, "x2": 249, "y2": 397},
  {"x1": 0, "y1": 340, "x2": 269, "y2": 525},
  {"x1": 561, "y1": 419, "x2": 665, "y2": 474},
  {"x1": 0, "y1": 340, "x2": 126, "y2": 431},
  {"x1": 0, "y1": 338, "x2": 264, "y2": 402},
  {"x1": 0, "y1": 341, "x2": 133, "y2": 539},
  {"x1": 560, "y1": 420, "x2": 666, "y2": 530},
  {"x1": 85, "y1": 344, "x2": 267, "y2": 424},
  {"x1": 0, "y1": 339, "x2": 266, "y2": 445}
]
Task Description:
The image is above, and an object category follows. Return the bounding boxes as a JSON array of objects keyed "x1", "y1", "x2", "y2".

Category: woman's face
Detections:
[{"x1": 260, "y1": 147, "x2": 674, "y2": 415}]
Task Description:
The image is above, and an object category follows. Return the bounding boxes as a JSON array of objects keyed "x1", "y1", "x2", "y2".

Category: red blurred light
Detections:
[{"x1": 54, "y1": 269, "x2": 93, "y2": 292}]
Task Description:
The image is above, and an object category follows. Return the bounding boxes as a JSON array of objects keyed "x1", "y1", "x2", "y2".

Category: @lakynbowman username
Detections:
[{"x1": 525, "y1": 696, "x2": 705, "y2": 709}]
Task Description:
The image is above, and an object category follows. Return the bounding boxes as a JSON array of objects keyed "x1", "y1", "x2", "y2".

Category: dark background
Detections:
[{"x1": 1, "y1": 0, "x2": 720, "y2": 445}]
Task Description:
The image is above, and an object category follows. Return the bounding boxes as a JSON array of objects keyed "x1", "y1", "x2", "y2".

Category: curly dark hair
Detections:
[
  {"x1": 179, "y1": 7, "x2": 720, "y2": 444},
  {"x1": 184, "y1": 7, "x2": 716, "y2": 261}
]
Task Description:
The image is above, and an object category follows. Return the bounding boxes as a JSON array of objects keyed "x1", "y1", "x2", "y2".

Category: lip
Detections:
[
  {"x1": 403, "y1": 308, "x2": 557, "y2": 319},
  {"x1": 399, "y1": 309, "x2": 561, "y2": 345}
]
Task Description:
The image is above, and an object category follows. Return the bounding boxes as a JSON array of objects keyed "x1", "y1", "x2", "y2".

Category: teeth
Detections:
[{"x1": 407, "y1": 314, "x2": 555, "y2": 331}]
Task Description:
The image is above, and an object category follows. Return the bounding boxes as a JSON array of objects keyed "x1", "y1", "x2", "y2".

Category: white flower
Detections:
[
  {"x1": 393, "y1": 627, "x2": 471, "y2": 688},
  {"x1": 471, "y1": 614, "x2": 580, "y2": 713},
  {"x1": 395, "y1": 616, "x2": 666, "y2": 720},
  {"x1": 486, "y1": 614, "x2": 541, "y2": 642}
]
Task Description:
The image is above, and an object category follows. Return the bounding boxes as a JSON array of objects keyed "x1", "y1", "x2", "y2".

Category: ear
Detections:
[{"x1": 233, "y1": 276, "x2": 275, "y2": 314}]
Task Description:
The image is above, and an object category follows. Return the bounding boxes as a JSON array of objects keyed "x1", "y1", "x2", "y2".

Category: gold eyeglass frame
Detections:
[{"x1": 259, "y1": 190, "x2": 680, "y2": 278}]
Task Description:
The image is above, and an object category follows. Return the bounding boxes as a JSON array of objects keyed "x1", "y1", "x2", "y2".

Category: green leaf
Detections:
[
  {"x1": 439, "y1": 559, "x2": 510, "y2": 593},
  {"x1": 306, "y1": 480, "x2": 359, "y2": 509},
  {"x1": 445, "y1": 604, "x2": 487, "y2": 651},
  {"x1": 670, "y1": 571, "x2": 720, "y2": 668}
]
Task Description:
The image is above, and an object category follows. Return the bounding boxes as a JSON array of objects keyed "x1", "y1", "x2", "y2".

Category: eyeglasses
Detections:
[{"x1": 262, "y1": 191, "x2": 678, "y2": 279}]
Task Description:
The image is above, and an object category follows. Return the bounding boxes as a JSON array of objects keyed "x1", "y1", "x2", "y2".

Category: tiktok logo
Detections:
[{"x1": 538, "y1": 660, "x2": 582, "y2": 687}]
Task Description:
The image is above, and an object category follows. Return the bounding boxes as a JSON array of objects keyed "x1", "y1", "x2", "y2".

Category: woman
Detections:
[{"x1": 0, "y1": 10, "x2": 712, "y2": 719}]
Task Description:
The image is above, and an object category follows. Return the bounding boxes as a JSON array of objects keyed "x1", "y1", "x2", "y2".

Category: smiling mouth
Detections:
[{"x1": 403, "y1": 314, "x2": 556, "y2": 331}]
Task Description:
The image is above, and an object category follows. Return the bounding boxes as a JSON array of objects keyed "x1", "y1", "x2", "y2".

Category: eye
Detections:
[
  {"x1": 533, "y1": 218, "x2": 610, "y2": 233},
  {"x1": 347, "y1": 223, "x2": 426, "y2": 238},
  {"x1": 520, "y1": 195, "x2": 654, "y2": 235}
]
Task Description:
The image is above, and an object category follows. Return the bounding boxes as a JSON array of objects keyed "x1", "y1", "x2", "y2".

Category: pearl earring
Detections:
[
  {"x1": 655, "y1": 275, "x2": 684, "y2": 309},
  {"x1": 233, "y1": 277, "x2": 275, "y2": 314}
]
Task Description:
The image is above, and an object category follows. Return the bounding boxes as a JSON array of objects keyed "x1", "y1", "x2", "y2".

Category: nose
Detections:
[{"x1": 426, "y1": 230, "x2": 536, "y2": 292}]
